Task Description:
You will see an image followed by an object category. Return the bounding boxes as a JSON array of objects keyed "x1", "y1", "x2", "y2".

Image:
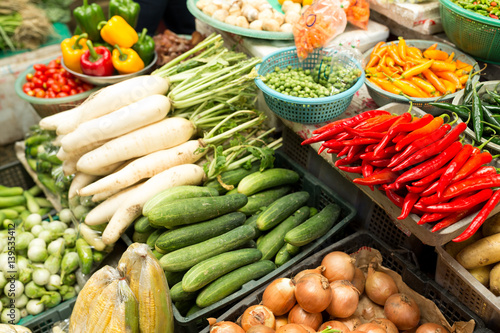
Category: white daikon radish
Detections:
[
  {"x1": 79, "y1": 140, "x2": 206, "y2": 197},
  {"x1": 68, "y1": 173, "x2": 99, "y2": 199},
  {"x1": 83, "y1": 160, "x2": 125, "y2": 176},
  {"x1": 39, "y1": 109, "x2": 73, "y2": 130},
  {"x1": 102, "y1": 164, "x2": 206, "y2": 245},
  {"x1": 78, "y1": 223, "x2": 106, "y2": 251},
  {"x1": 76, "y1": 117, "x2": 196, "y2": 174},
  {"x1": 55, "y1": 75, "x2": 170, "y2": 135},
  {"x1": 91, "y1": 187, "x2": 123, "y2": 203},
  {"x1": 84, "y1": 183, "x2": 142, "y2": 226},
  {"x1": 52, "y1": 135, "x2": 64, "y2": 147},
  {"x1": 56, "y1": 139, "x2": 109, "y2": 161},
  {"x1": 62, "y1": 159, "x2": 77, "y2": 176},
  {"x1": 61, "y1": 95, "x2": 171, "y2": 153}
]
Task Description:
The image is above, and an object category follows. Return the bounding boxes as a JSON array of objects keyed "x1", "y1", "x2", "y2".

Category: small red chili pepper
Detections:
[
  {"x1": 353, "y1": 168, "x2": 399, "y2": 186},
  {"x1": 308, "y1": 129, "x2": 352, "y2": 146},
  {"x1": 355, "y1": 115, "x2": 400, "y2": 132},
  {"x1": 392, "y1": 122, "x2": 467, "y2": 172},
  {"x1": 436, "y1": 144, "x2": 473, "y2": 198},
  {"x1": 370, "y1": 159, "x2": 391, "y2": 168},
  {"x1": 318, "y1": 146, "x2": 327, "y2": 154},
  {"x1": 412, "y1": 167, "x2": 447, "y2": 187},
  {"x1": 395, "y1": 116, "x2": 444, "y2": 151},
  {"x1": 453, "y1": 190, "x2": 500, "y2": 242},
  {"x1": 385, "y1": 189, "x2": 404, "y2": 208},
  {"x1": 336, "y1": 145, "x2": 350, "y2": 158},
  {"x1": 422, "y1": 189, "x2": 493, "y2": 213},
  {"x1": 373, "y1": 113, "x2": 412, "y2": 156},
  {"x1": 365, "y1": 144, "x2": 378, "y2": 152},
  {"x1": 344, "y1": 127, "x2": 387, "y2": 139},
  {"x1": 326, "y1": 148, "x2": 337, "y2": 154},
  {"x1": 490, "y1": 14, "x2": 499, "y2": 19},
  {"x1": 420, "y1": 180, "x2": 439, "y2": 197},
  {"x1": 338, "y1": 165, "x2": 363, "y2": 173},
  {"x1": 323, "y1": 138, "x2": 380, "y2": 149},
  {"x1": 467, "y1": 166, "x2": 499, "y2": 178},
  {"x1": 418, "y1": 212, "x2": 451, "y2": 225},
  {"x1": 347, "y1": 145, "x2": 363, "y2": 162},
  {"x1": 388, "y1": 124, "x2": 451, "y2": 168},
  {"x1": 406, "y1": 184, "x2": 428, "y2": 194},
  {"x1": 392, "y1": 132, "x2": 407, "y2": 143},
  {"x1": 397, "y1": 192, "x2": 420, "y2": 220},
  {"x1": 335, "y1": 156, "x2": 359, "y2": 167},
  {"x1": 432, "y1": 205, "x2": 482, "y2": 232},
  {"x1": 362, "y1": 160, "x2": 375, "y2": 191},
  {"x1": 451, "y1": 151, "x2": 493, "y2": 183},
  {"x1": 360, "y1": 146, "x2": 397, "y2": 161},
  {"x1": 311, "y1": 110, "x2": 391, "y2": 135}
]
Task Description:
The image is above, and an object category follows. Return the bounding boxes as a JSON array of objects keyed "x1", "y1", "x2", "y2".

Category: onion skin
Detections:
[
  {"x1": 365, "y1": 268, "x2": 398, "y2": 306},
  {"x1": 371, "y1": 318, "x2": 398, "y2": 333},
  {"x1": 338, "y1": 316, "x2": 362, "y2": 331},
  {"x1": 246, "y1": 325, "x2": 276, "y2": 333},
  {"x1": 321, "y1": 251, "x2": 356, "y2": 282},
  {"x1": 299, "y1": 325, "x2": 316, "y2": 333},
  {"x1": 241, "y1": 305, "x2": 276, "y2": 331},
  {"x1": 318, "y1": 320, "x2": 351, "y2": 332},
  {"x1": 356, "y1": 323, "x2": 387, "y2": 333},
  {"x1": 351, "y1": 268, "x2": 366, "y2": 294},
  {"x1": 326, "y1": 280, "x2": 360, "y2": 318},
  {"x1": 262, "y1": 278, "x2": 296, "y2": 316},
  {"x1": 275, "y1": 324, "x2": 309, "y2": 333},
  {"x1": 294, "y1": 273, "x2": 332, "y2": 313},
  {"x1": 287, "y1": 304, "x2": 322, "y2": 331},
  {"x1": 209, "y1": 321, "x2": 246, "y2": 333},
  {"x1": 275, "y1": 316, "x2": 288, "y2": 331},
  {"x1": 384, "y1": 293, "x2": 421, "y2": 331},
  {"x1": 294, "y1": 266, "x2": 326, "y2": 282},
  {"x1": 416, "y1": 323, "x2": 450, "y2": 333}
]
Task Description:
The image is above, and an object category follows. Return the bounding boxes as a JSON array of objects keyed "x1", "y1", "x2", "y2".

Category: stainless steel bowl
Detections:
[{"x1": 62, "y1": 51, "x2": 158, "y2": 86}]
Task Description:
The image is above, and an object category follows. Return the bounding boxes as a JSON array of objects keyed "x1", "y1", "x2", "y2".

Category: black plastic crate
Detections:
[
  {"x1": 0, "y1": 161, "x2": 35, "y2": 190},
  {"x1": 201, "y1": 230, "x2": 493, "y2": 333}
]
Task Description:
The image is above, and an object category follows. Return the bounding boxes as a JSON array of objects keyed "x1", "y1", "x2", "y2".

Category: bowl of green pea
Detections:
[{"x1": 255, "y1": 46, "x2": 365, "y2": 125}]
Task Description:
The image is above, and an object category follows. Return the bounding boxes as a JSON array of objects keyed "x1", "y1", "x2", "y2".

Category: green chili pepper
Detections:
[
  {"x1": 472, "y1": 82, "x2": 484, "y2": 141},
  {"x1": 73, "y1": 0, "x2": 106, "y2": 41},
  {"x1": 483, "y1": 104, "x2": 500, "y2": 129},
  {"x1": 429, "y1": 102, "x2": 471, "y2": 120},
  {"x1": 484, "y1": 104, "x2": 500, "y2": 113}
]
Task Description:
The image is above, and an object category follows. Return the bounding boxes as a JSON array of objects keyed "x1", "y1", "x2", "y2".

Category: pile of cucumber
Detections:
[{"x1": 134, "y1": 165, "x2": 343, "y2": 317}]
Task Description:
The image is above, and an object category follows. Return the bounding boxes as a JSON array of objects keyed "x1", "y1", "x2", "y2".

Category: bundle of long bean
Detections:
[{"x1": 303, "y1": 107, "x2": 500, "y2": 242}]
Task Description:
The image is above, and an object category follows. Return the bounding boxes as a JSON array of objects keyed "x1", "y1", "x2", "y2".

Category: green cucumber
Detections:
[
  {"x1": 285, "y1": 203, "x2": 341, "y2": 246},
  {"x1": 0, "y1": 187, "x2": 23, "y2": 197},
  {"x1": 155, "y1": 212, "x2": 246, "y2": 253},
  {"x1": 151, "y1": 249, "x2": 164, "y2": 260},
  {"x1": 165, "y1": 270, "x2": 186, "y2": 288},
  {"x1": 132, "y1": 230, "x2": 153, "y2": 244},
  {"x1": 159, "y1": 225, "x2": 256, "y2": 272},
  {"x1": 146, "y1": 229, "x2": 164, "y2": 249},
  {"x1": 256, "y1": 192, "x2": 310, "y2": 231},
  {"x1": 257, "y1": 206, "x2": 310, "y2": 260},
  {"x1": 309, "y1": 207, "x2": 318, "y2": 217},
  {"x1": 182, "y1": 248, "x2": 262, "y2": 292},
  {"x1": 243, "y1": 212, "x2": 263, "y2": 239},
  {"x1": 238, "y1": 239, "x2": 257, "y2": 249},
  {"x1": 275, "y1": 244, "x2": 295, "y2": 267},
  {"x1": 238, "y1": 186, "x2": 292, "y2": 216},
  {"x1": 134, "y1": 216, "x2": 157, "y2": 234},
  {"x1": 205, "y1": 163, "x2": 260, "y2": 194},
  {"x1": 143, "y1": 186, "x2": 219, "y2": 216},
  {"x1": 285, "y1": 243, "x2": 300, "y2": 255},
  {"x1": 170, "y1": 282, "x2": 198, "y2": 302},
  {"x1": 0, "y1": 196, "x2": 26, "y2": 209},
  {"x1": 225, "y1": 188, "x2": 239, "y2": 195},
  {"x1": 238, "y1": 168, "x2": 299, "y2": 196},
  {"x1": 186, "y1": 304, "x2": 203, "y2": 317},
  {"x1": 148, "y1": 194, "x2": 248, "y2": 228},
  {"x1": 196, "y1": 260, "x2": 276, "y2": 308}
]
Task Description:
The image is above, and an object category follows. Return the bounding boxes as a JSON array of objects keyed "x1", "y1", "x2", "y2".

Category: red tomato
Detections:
[
  {"x1": 57, "y1": 92, "x2": 69, "y2": 98},
  {"x1": 33, "y1": 64, "x2": 47, "y2": 72},
  {"x1": 32, "y1": 78, "x2": 43, "y2": 88},
  {"x1": 67, "y1": 79, "x2": 76, "y2": 88},
  {"x1": 38, "y1": 75, "x2": 47, "y2": 83},
  {"x1": 25, "y1": 73, "x2": 34, "y2": 81},
  {"x1": 47, "y1": 90, "x2": 57, "y2": 98},
  {"x1": 27, "y1": 90, "x2": 35, "y2": 97},
  {"x1": 46, "y1": 78, "x2": 55, "y2": 86},
  {"x1": 61, "y1": 85, "x2": 70, "y2": 93},
  {"x1": 82, "y1": 83, "x2": 93, "y2": 91},
  {"x1": 69, "y1": 89, "x2": 78, "y2": 95},
  {"x1": 51, "y1": 84, "x2": 61, "y2": 93},
  {"x1": 34, "y1": 70, "x2": 45, "y2": 78},
  {"x1": 77, "y1": 87, "x2": 85, "y2": 93},
  {"x1": 45, "y1": 68, "x2": 57, "y2": 77},
  {"x1": 58, "y1": 77, "x2": 67, "y2": 86},
  {"x1": 22, "y1": 83, "x2": 32, "y2": 94},
  {"x1": 35, "y1": 90, "x2": 46, "y2": 98},
  {"x1": 47, "y1": 60, "x2": 58, "y2": 68}
]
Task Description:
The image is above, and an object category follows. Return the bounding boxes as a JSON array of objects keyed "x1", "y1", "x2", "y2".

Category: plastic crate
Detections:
[
  {"x1": 201, "y1": 230, "x2": 492, "y2": 333},
  {"x1": 0, "y1": 161, "x2": 35, "y2": 190},
  {"x1": 171, "y1": 149, "x2": 356, "y2": 332},
  {"x1": 18, "y1": 298, "x2": 76, "y2": 333},
  {"x1": 435, "y1": 245, "x2": 500, "y2": 330}
]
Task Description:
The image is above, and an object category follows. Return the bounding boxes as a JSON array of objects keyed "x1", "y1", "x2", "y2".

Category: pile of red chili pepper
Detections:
[{"x1": 302, "y1": 109, "x2": 500, "y2": 242}]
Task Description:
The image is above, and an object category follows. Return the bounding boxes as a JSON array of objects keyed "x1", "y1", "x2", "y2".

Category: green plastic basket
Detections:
[
  {"x1": 363, "y1": 39, "x2": 479, "y2": 115},
  {"x1": 439, "y1": 0, "x2": 500, "y2": 64}
]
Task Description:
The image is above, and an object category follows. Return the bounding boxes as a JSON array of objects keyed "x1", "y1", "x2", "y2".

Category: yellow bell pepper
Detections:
[
  {"x1": 112, "y1": 45, "x2": 144, "y2": 74},
  {"x1": 60, "y1": 34, "x2": 88, "y2": 73},
  {"x1": 302, "y1": 0, "x2": 314, "y2": 4},
  {"x1": 99, "y1": 15, "x2": 138, "y2": 48}
]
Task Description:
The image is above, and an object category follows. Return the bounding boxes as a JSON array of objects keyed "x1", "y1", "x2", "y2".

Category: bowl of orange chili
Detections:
[{"x1": 363, "y1": 39, "x2": 479, "y2": 115}]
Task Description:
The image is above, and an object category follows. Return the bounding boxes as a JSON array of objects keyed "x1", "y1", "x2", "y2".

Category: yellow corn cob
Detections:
[
  {"x1": 107, "y1": 299, "x2": 126, "y2": 332},
  {"x1": 69, "y1": 266, "x2": 120, "y2": 333},
  {"x1": 87, "y1": 279, "x2": 120, "y2": 333}
]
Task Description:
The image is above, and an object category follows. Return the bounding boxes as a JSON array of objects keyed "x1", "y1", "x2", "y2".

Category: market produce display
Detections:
[
  {"x1": 302, "y1": 106, "x2": 500, "y2": 242},
  {"x1": 206, "y1": 246, "x2": 454, "y2": 332},
  {"x1": 451, "y1": 0, "x2": 500, "y2": 19},
  {"x1": 366, "y1": 38, "x2": 473, "y2": 97}
]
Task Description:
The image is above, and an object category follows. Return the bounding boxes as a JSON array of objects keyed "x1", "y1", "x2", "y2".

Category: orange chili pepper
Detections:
[
  {"x1": 385, "y1": 56, "x2": 395, "y2": 67},
  {"x1": 376, "y1": 55, "x2": 387, "y2": 72},
  {"x1": 392, "y1": 78, "x2": 427, "y2": 98},
  {"x1": 398, "y1": 37, "x2": 407, "y2": 61},
  {"x1": 388, "y1": 44, "x2": 405, "y2": 66},
  {"x1": 406, "y1": 57, "x2": 427, "y2": 64},
  {"x1": 372, "y1": 41, "x2": 385, "y2": 55},
  {"x1": 459, "y1": 75, "x2": 469, "y2": 85},
  {"x1": 381, "y1": 65, "x2": 400, "y2": 78},
  {"x1": 455, "y1": 69, "x2": 465, "y2": 77},
  {"x1": 446, "y1": 52, "x2": 455, "y2": 63},
  {"x1": 370, "y1": 77, "x2": 403, "y2": 95},
  {"x1": 441, "y1": 79, "x2": 456, "y2": 93},
  {"x1": 426, "y1": 43, "x2": 438, "y2": 52},
  {"x1": 410, "y1": 77, "x2": 436, "y2": 94},
  {"x1": 455, "y1": 59, "x2": 469, "y2": 69},
  {"x1": 422, "y1": 69, "x2": 447, "y2": 94},
  {"x1": 423, "y1": 49, "x2": 449, "y2": 61},
  {"x1": 400, "y1": 59, "x2": 434, "y2": 79},
  {"x1": 402, "y1": 79, "x2": 430, "y2": 97},
  {"x1": 431, "y1": 61, "x2": 457, "y2": 72},
  {"x1": 407, "y1": 47, "x2": 423, "y2": 58},
  {"x1": 366, "y1": 46, "x2": 388, "y2": 68},
  {"x1": 435, "y1": 71, "x2": 461, "y2": 89},
  {"x1": 403, "y1": 63, "x2": 412, "y2": 72}
]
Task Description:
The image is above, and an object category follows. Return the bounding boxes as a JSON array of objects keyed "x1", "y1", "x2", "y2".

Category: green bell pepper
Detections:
[
  {"x1": 108, "y1": 0, "x2": 141, "y2": 29},
  {"x1": 132, "y1": 28, "x2": 155, "y2": 65},
  {"x1": 73, "y1": 0, "x2": 106, "y2": 42}
]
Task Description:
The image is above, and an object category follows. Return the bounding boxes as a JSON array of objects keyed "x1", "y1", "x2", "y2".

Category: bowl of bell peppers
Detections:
[{"x1": 61, "y1": 14, "x2": 157, "y2": 86}]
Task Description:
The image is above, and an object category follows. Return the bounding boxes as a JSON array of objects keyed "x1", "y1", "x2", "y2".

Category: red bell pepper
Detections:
[{"x1": 80, "y1": 40, "x2": 114, "y2": 76}]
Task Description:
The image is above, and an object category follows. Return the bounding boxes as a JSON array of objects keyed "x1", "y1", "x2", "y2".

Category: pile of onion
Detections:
[
  {"x1": 415, "y1": 323, "x2": 450, "y2": 333},
  {"x1": 321, "y1": 251, "x2": 356, "y2": 282},
  {"x1": 384, "y1": 293, "x2": 421, "y2": 331},
  {"x1": 365, "y1": 267, "x2": 398, "y2": 306}
]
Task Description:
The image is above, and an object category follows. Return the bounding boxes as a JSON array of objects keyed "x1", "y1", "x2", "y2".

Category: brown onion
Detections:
[
  {"x1": 338, "y1": 316, "x2": 362, "y2": 331},
  {"x1": 351, "y1": 268, "x2": 366, "y2": 294},
  {"x1": 241, "y1": 305, "x2": 276, "y2": 331},
  {"x1": 209, "y1": 321, "x2": 246, "y2": 333},
  {"x1": 354, "y1": 295, "x2": 386, "y2": 321},
  {"x1": 287, "y1": 304, "x2": 322, "y2": 331},
  {"x1": 365, "y1": 267, "x2": 398, "y2": 306},
  {"x1": 275, "y1": 316, "x2": 288, "y2": 331},
  {"x1": 326, "y1": 280, "x2": 360, "y2": 318},
  {"x1": 321, "y1": 251, "x2": 356, "y2": 282},
  {"x1": 262, "y1": 278, "x2": 296, "y2": 316},
  {"x1": 294, "y1": 266, "x2": 326, "y2": 282},
  {"x1": 275, "y1": 324, "x2": 309, "y2": 333},
  {"x1": 371, "y1": 318, "x2": 398, "y2": 333},
  {"x1": 299, "y1": 325, "x2": 316, "y2": 333},
  {"x1": 416, "y1": 323, "x2": 450, "y2": 333},
  {"x1": 294, "y1": 273, "x2": 332, "y2": 313},
  {"x1": 246, "y1": 325, "x2": 276, "y2": 333},
  {"x1": 318, "y1": 320, "x2": 351, "y2": 332},
  {"x1": 384, "y1": 293, "x2": 420, "y2": 331},
  {"x1": 356, "y1": 323, "x2": 387, "y2": 333}
]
